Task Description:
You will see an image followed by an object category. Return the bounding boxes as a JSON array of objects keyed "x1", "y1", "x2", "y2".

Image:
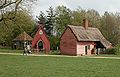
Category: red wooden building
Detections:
[
  {"x1": 32, "y1": 23, "x2": 50, "y2": 53},
  {"x1": 60, "y1": 19, "x2": 112, "y2": 56}
]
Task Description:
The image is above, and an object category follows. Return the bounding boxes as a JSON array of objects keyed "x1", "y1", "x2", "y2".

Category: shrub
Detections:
[
  {"x1": 105, "y1": 48, "x2": 116, "y2": 55},
  {"x1": 49, "y1": 36, "x2": 60, "y2": 50},
  {"x1": 49, "y1": 50, "x2": 61, "y2": 55},
  {"x1": 115, "y1": 44, "x2": 120, "y2": 55}
]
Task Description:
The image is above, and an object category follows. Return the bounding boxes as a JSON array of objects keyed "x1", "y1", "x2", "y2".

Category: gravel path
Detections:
[
  {"x1": 0, "y1": 52, "x2": 120, "y2": 60},
  {"x1": 88, "y1": 56, "x2": 120, "y2": 60},
  {"x1": 0, "y1": 52, "x2": 76, "y2": 57}
]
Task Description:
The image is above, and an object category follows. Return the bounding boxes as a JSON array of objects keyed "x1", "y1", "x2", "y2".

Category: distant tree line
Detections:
[{"x1": 0, "y1": 5, "x2": 120, "y2": 50}]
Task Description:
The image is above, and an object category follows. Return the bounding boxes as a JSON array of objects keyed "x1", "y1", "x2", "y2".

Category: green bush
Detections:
[
  {"x1": 49, "y1": 35, "x2": 60, "y2": 50},
  {"x1": 49, "y1": 50, "x2": 61, "y2": 55},
  {"x1": 115, "y1": 44, "x2": 120, "y2": 55},
  {"x1": 105, "y1": 48, "x2": 116, "y2": 55}
]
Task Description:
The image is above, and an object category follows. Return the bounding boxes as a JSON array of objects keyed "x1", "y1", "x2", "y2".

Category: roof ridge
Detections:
[
  {"x1": 13, "y1": 32, "x2": 33, "y2": 41},
  {"x1": 68, "y1": 25, "x2": 98, "y2": 29},
  {"x1": 67, "y1": 25, "x2": 111, "y2": 48}
]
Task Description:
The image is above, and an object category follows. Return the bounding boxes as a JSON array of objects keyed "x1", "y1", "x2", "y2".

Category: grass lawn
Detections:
[
  {"x1": 0, "y1": 49, "x2": 23, "y2": 53},
  {"x1": 0, "y1": 49, "x2": 50, "y2": 55},
  {"x1": 0, "y1": 54, "x2": 120, "y2": 77}
]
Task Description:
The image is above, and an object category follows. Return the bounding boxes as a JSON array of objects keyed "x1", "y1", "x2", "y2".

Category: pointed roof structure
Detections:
[
  {"x1": 32, "y1": 23, "x2": 50, "y2": 52},
  {"x1": 13, "y1": 32, "x2": 33, "y2": 41},
  {"x1": 67, "y1": 25, "x2": 112, "y2": 48}
]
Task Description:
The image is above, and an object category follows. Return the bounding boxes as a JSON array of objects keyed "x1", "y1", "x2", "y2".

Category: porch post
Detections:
[
  {"x1": 96, "y1": 48, "x2": 98, "y2": 55},
  {"x1": 95, "y1": 48, "x2": 97, "y2": 55},
  {"x1": 98, "y1": 48, "x2": 100, "y2": 55}
]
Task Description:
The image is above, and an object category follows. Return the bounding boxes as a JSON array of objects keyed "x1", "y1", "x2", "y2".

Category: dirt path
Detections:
[
  {"x1": 87, "y1": 56, "x2": 120, "y2": 60},
  {"x1": 0, "y1": 52, "x2": 76, "y2": 57},
  {"x1": 0, "y1": 52, "x2": 120, "y2": 60}
]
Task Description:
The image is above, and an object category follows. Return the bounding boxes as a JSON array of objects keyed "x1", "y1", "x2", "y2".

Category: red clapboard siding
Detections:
[
  {"x1": 60, "y1": 28, "x2": 77, "y2": 56},
  {"x1": 32, "y1": 24, "x2": 50, "y2": 53}
]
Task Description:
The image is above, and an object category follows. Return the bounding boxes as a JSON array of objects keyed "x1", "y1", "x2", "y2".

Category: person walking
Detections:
[
  {"x1": 23, "y1": 42, "x2": 27, "y2": 55},
  {"x1": 27, "y1": 45, "x2": 32, "y2": 54},
  {"x1": 23, "y1": 46, "x2": 27, "y2": 55}
]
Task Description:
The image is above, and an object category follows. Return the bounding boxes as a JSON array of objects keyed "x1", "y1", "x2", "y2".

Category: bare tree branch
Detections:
[
  {"x1": 0, "y1": 0, "x2": 36, "y2": 22},
  {"x1": 0, "y1": 0, "x2": 16, "y2": 9},
  {"x1": 0, "y1": 0, "x2": 22, "y2": 22}
]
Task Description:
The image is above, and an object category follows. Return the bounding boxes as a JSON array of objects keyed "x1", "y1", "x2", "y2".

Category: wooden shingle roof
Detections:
[
  {"x1": 13, "y1": 32, "x2": 33, "y2": 41},
  {"x1": 68, "y1": 25, "x2": 112, "y2": 48}
]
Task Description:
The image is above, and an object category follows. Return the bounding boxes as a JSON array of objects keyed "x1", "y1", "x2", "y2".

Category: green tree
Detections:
[
  {"x1": 86, "y1": 9, "x2": 101, "y2": 28},
  {"x1": 45, "y1": 6, "x2": 56, "y2": 36},
  {"x1": 55, "y1": 5, "x2": 72, "y2": 36},
  {"x1": 0, "y1": 0, "x2": 37, "y2": 22},
  {"x1": 71, "y1": 8, "x2": 101, "y2": 28},
  {"x1": 37, "y1": 11, "x2": 46, "y2": 24},
  {"x1": 71, "y1": 7, "x2": 86, "y2": 26},
  {"x1": 100, "y1": 12, "x2": 120, "y2": 45},
  {"x1": 0, "y1": 10, "x2": 35, "y2": 46}
]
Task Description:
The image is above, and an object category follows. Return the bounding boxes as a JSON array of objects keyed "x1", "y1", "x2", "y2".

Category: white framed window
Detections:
[{"x1": 39, "y1": 30, "x2": 43, "y2": 35}]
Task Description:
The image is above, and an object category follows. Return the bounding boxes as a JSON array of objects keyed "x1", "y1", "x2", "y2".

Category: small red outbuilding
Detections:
[
  {"x1": 60, "y1": 19, "x2": 112, "y2": 56},
  {"x1": 32, "y1": 23, "x2": 50, "y2": 53}
]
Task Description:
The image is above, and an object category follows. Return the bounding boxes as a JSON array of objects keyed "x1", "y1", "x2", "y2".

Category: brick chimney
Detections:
[{"x1": 83, "y1": 19, "x2": 89, "y2": 29}]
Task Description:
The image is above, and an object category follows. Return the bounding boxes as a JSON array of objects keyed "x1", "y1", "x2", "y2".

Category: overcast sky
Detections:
[{"x1": 32, "y1": 0, "x2": 120, "y2": 17}]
